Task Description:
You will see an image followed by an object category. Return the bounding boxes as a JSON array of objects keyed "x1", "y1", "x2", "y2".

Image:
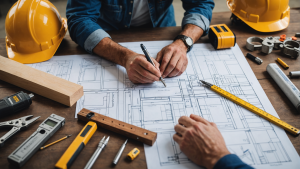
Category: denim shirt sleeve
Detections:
[
  {"x1": 213, "y1": 154, "x2": 254, "y2": 169},
  {"x1": 66, "y1": 0, "x2": 111, "y2": 54},
  {"x1": 181, "y1": 0, "x2": 215, "y2": 36}
]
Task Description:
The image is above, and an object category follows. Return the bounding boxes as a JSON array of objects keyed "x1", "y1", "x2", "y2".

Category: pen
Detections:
[
  {"x1": 140, "y1": 44, "x2": 167, "y2": 87},
  {"x1": 112, "y1": 139, "x2": 128, "y2": 165},
  {"x1": 84, "y1": 136, "x2": 110, "y2": 169}
]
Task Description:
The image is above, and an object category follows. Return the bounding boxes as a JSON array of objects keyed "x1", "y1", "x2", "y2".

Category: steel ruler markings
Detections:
[{"x1": 211, "y1": 85, "x2": 300, "y2": 135}]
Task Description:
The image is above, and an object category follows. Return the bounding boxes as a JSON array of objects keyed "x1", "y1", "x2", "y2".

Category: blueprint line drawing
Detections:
[
  {"x1": 27, "y1": 60, "x2": 73, "y2": 80},
  {"x1": 27, "y1": 41, "x2": 300, "y2": 169}
]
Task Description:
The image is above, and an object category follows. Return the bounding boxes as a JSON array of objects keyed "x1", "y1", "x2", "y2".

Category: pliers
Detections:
[{"x1": 0, "y1": 115, "x2": 40, "y2": 147}]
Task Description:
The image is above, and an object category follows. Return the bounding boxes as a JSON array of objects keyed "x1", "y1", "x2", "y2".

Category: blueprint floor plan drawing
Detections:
[
  {"x1": 27, "y1": 60, "x2": 73, "y2": 81},
  {"x1": 27, "y1": 41, "x2": 300, "y2": 169}
]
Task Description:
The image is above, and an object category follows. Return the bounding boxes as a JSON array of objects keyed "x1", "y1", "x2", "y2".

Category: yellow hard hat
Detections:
[
  {"x1": 5, "y1": 0, "x2": 67, "y2": 64},
  {"x1": 227, "y1": 0, "x2": 290, "y2": 32}
]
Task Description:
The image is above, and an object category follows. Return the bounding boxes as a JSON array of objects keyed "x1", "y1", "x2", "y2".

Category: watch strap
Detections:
[{"x1": 174, "y1": 35, "x2": 192, "y2": 52}]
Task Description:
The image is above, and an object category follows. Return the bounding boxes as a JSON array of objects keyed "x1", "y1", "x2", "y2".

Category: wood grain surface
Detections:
[
  {"x1": 78, "y1": 108, "x2": 157, "y2": 146},
  {"x1": 0, "y1": 10, "x2": 300, "y2": 169},
  {"x1": 0, "y1": 57, "x2": 83, "y2": 107}
]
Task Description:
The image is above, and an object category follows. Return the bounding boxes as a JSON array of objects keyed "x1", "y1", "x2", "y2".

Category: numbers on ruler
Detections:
[{"x1": 213, "y1": 85, "x2": 299, "y2": 134}]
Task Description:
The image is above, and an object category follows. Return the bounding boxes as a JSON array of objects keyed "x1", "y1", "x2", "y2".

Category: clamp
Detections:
[
  {"x1": 282, "y1": 40, "x2": 300, "y2": 59},
  {"x1": 0, "y1": 115, "x2": 40, "y2": 147},
  {"x1": 246, "y1": 35, "x2": 300, "y2": 59}
]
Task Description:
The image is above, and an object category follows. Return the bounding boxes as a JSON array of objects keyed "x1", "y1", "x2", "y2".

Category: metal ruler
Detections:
[{"x1": 201, "y1": 80, "x2": 300, "y2": 136}]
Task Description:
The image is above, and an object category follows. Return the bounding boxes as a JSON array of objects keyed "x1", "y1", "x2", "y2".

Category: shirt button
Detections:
[
  {"x1": 130, "y1": 1, "x2": 133, "y2": 3},
  {"x1": 129, "y1": 12, "x2": 132, "y2": 15},
  {"x1": 125, "y1": 25, "x2": 127, "y2": 28}
]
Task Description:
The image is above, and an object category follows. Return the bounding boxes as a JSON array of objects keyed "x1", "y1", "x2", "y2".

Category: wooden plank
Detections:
[
  {"x1": 0, "y1": 56, "x2": 83, "y2": 106},
  {"x1": 78, "y1": 108, "x2": 157, "y2": 146}
]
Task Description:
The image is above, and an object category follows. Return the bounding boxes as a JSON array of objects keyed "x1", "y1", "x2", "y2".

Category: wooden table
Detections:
[{"x1": 0, "y1": 10, "x2": 300, "y2": 169}]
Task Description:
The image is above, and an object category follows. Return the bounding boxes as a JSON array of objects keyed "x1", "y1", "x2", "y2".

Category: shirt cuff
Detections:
[
  {"x1": 84, "y1": 29, "x2": 111, "y2": 54},
  {"x1": 182, "y1": 13, "x2": 210, "y2": 36},
  {"x1": 213, "y1": 154, "x2": 254, "y2": 169}
]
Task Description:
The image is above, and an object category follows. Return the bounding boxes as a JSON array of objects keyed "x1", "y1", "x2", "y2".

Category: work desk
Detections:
[{"x1": 0, "y1": 10, "x2": 300, "y2": 169}]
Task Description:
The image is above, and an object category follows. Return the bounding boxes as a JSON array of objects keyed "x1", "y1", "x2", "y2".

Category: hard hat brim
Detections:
[
  {"x1": 227, "y1": 1, "x2": 290, "y2": 32},
  {"x1": 6, "y1": 19, "x2": 68, "y2": 64},
  {"x1": 235, "y1": 13, "x2": 290, "y2": 32}
]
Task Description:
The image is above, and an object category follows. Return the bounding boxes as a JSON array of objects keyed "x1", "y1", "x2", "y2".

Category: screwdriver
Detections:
[
  {"x1": 113, "y1": 139, "x2": 128, "y2": 165},
  {"x1": 0, "y1": 91, "x2": 34, "y2": 117}
]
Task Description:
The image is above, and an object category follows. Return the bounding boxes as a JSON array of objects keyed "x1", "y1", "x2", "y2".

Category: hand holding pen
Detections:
[
  {"x1": 140, "y1": 44, "x2": 166, "y2": 87},
  {"x1": 124, "y1": 46, "x2": 163, "y2": 84}
]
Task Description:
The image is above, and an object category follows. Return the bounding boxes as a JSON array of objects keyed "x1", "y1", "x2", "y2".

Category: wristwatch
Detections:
[{"x1": 174, "y1": 35, "x2": 193, "y2": 52}]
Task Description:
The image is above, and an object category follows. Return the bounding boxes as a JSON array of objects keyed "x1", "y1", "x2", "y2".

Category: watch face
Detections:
[{"x1": 186, "y1": 37, "x2": 193, "y2": 46}]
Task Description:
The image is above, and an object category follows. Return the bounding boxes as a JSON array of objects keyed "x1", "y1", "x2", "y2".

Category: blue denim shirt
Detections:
[
  {"x1": 66, "y1": 0, "x2": 215, "y2": 54},
  {"x1": 214, "y1": 154, "x2": 254, "y2": 169}
]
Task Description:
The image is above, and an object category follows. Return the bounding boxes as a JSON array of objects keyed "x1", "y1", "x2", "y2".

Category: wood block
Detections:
[
  {"x1": 0, "y1": 56, "x2": 83, "y2": 106},
  {"x1": 78, "y1": 108, "x2": 157, "y2": 146}
]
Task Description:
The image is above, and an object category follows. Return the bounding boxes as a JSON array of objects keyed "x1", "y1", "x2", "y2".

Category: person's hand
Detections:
[
  {"x1": 125, "y1": 53, "x2": 161, "y2": 84},
  {"x1": 156, "y1": 40, "x2": 188, "y2": 78},
  {"x1": 173, "y1": 114, "x2": 230, "y2": 169}
]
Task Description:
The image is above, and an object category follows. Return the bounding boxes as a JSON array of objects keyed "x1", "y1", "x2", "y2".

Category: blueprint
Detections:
[{"x1": 28, "y1": 41, "x2": 300, "y2": 169}]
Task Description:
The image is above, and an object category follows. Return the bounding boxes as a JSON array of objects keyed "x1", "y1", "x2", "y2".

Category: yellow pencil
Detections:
[
  {"x1": 40, "y1": 135, "x2": 72, "y2": 150},
  {"x1": 276, "y1": 58, "x2": 289, "y2": 69}
]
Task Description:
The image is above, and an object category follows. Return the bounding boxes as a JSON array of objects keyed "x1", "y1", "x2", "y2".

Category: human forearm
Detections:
[
  {"x1": 93, "y1": 37, "x2": 161, "y2": 84},
  {"x1": 179, "y1": 24, "x2": 204, "y2": 43},
  {"x1": 173, "y1": 24, "x2": 204, "y2": 52},
  {"x1": 92, "y1": 37, "x2": 136, "y2": 67}
]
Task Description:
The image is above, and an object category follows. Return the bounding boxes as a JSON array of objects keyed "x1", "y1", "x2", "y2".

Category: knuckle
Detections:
[
  {"x1": 142, "y1": 71, "x2": 148, "y2": 77},
  {"x1": 193, "y1": 123, "x2": 201, "y2": 130},
  {"x1": 167, "y1": 46, "x2": 174, "y2": 51},
  {"x1": 136, "y1": 57, "x2": 143, "y2": 62},
  {"x1": 162, "y1": 58, "x2": 168, "y2": 64},
  {"x1": 175, "y1": 67, "x2": 180, "y2": 72},
  {"x1": 169, "y1": 64, "x2": 175, "y2": 69},
  {"x1": 146, "y1": 65, "x2": 152, "y2": 70},
  {"x1": 129, "y1": 62, "x2": 134, "y2": 67},
  {"x1": 186, "y1": 128, "x2": 193, "y2": 136}
]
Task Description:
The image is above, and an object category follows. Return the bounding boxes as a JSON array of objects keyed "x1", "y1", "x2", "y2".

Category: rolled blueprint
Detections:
[{"x1": 267, "y1": 63, "x2": 300, "y2": 113}]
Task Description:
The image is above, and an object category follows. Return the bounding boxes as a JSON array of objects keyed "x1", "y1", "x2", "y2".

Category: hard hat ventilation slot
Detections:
[
  {"x1": 249, "y1": 14, "x2": 259, "y2": 23},
  {"x1": 40, "y1": 42, "x2": 50, "y2": 51}
]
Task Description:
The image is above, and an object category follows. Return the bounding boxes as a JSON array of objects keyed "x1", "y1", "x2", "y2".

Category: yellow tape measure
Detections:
[
  {"x1": 209, "y1": 24, "x2": 236, "y2": 49},
  {"x1": 200, "y1": 80, "x2": 300, "y2": 136}
]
